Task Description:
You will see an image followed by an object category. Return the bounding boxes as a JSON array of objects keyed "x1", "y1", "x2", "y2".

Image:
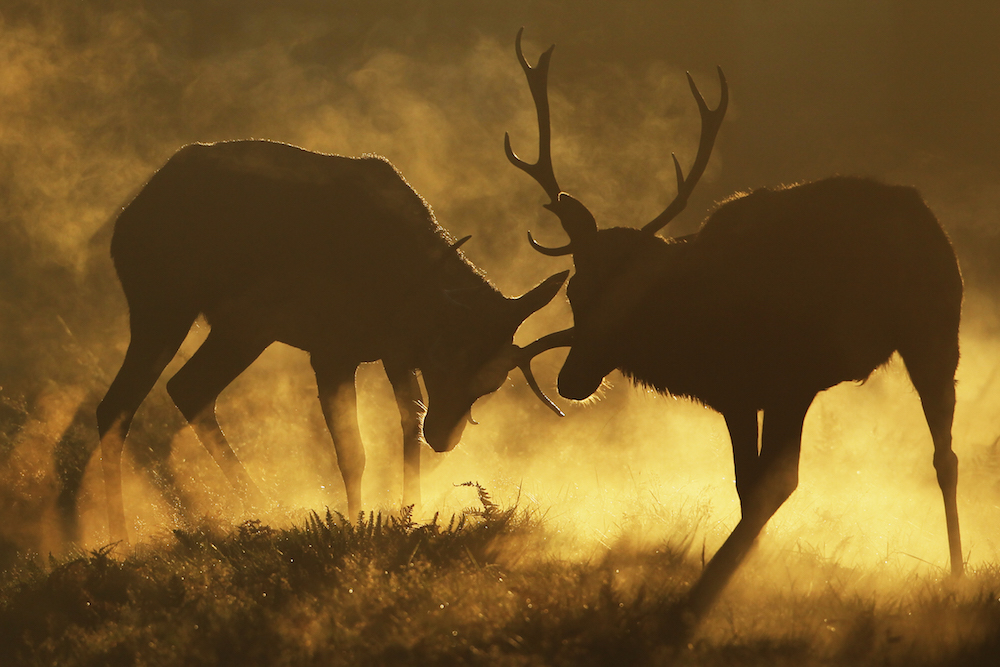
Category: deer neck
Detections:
[
  {"x1": 386, "y1": 253, "x2": 505, "y2": 359},
  {"x1": 599, "y1": 238, "x2": 709, "y2": 395}
]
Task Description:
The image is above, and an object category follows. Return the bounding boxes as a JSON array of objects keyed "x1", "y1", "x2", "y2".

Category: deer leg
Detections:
[
  {"x1": 684, "y1": 394, "x2": 813, "y2": 624},
  {"x1": 165, "y1": 329, "x2": 269, "y2": 510},
  {"x1": 126, "y1": 390, "x2": 194, "y2": 528},
  {"x1": 724, "y1": 408, "x2": 761, "y2": 507},
  {"x1": 904, "y1": 350, "x2": 963, "y2": 577},
  {"x1": 385, "y1": 363, "x2": 425, "y2": 510},
  {"x1": 97, "y1": 314, "x2": 193, "y2": 544},
  {"x1": 312, "y1": 359, "x2": 365, "y2": 519},
  {"x1": 55, "y1": 393, "x2": 100, "y2": 544}
]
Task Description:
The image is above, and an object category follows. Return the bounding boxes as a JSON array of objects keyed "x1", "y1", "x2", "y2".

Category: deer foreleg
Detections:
[
  {"x1": 921, "y1": 379, "x2": 963, "y2": 576},
  {"x1": 904, "y1": 347, "x2": 964, "y2": 577},
  {"x1": 385, "y1": 363, "x2": 425, "y2": 511},
  {"x1": 313, "y1": 360, "x2": 365, "y2": 519},
  {"x1": 934, "y1": 447, "x2": 962, "y2": 577},
  {"x1": 724, "y1": 408, "x2": 761, "y2": 507},
  {"x1": 683, "y1": 395, "x2": 812, "y2": 626}
]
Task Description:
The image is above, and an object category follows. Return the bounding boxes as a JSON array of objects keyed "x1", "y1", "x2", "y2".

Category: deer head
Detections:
[
  {"x1": 507, "y1": 28, "x2": 728, "y2": 401},
  {"x1": 419, "y1": 264, "x2": 569, "y2": 451}
]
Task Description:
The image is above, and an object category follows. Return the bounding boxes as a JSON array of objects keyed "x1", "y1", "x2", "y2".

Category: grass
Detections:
[{"x1": 1, "y1": 487, "x2": 999, "y2": 666}]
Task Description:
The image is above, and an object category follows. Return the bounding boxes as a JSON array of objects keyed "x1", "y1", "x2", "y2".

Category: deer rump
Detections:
[
  {"x1": 566, "y1": 176, "x2": 962, "y2": 411},
  {"x1": 112, "y1": 140, "x2": 459, "y2": 355}
]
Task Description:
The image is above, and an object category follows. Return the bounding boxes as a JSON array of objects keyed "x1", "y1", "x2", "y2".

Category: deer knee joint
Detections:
[
  {"x1": 337, "y1": 449, "x2": 366, "y2": 479},
  {"x1": 934, "y1": 450, "x2": 958, "y2": 488}
]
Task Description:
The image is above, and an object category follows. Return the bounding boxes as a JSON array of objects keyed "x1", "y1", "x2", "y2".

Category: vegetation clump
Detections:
[{"x1": 1, "y1": 495, "x2": 999, "y2": 666}]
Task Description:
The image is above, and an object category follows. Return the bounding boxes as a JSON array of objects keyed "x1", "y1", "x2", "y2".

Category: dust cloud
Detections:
[{"x1": 2, "y1": 0, "x2": 1000, "y2": 590}]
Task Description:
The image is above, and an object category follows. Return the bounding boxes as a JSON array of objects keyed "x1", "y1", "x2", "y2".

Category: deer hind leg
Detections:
[
  {"x1": 125, "y1": 390, "x2": 195, "y2": 528},
  {"x1": 165, "y1": 328, "x2": 269, "y2": 510},
  {"x1": 312, "y1": 358, "x2": 365, "y2": 519},
  {"x1": 684, "y1": 394, "x2": 813, "y2": 624},
  {"x1": 901, "y1": 342, "x2": 963, "y2": 576},
  {"x1": 384, "y1": 363, "x2": 425, "y2": 511},
  {"x1": 97, "y1": 310, "x2": 194, "y2": 544},
  {"x1": 55, "y1": 392, "x2": 100, "y2": 544}
]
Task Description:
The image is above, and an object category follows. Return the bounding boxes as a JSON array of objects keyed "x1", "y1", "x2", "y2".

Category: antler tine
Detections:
[
  {"x1": 518, "y1": 326, "x2": 574, "y2": 360},
  {"x1": 504, "y1": 27, "x2": 561, "y2": 204},
  {"x1": 507, "y1": 29, "x2": 599, "y2": 255},
  {"x1": 527, "y1": 230, "x2": 573, "y2": 257},
  {"x1": 515, "y1": 327, "x2": 574, "y2": 416},
  {"x1": 642, "y1": 66, "x2": 729, "y2": 235}
]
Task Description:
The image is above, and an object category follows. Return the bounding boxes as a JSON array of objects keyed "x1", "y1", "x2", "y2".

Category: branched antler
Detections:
[
  {"x1": 505, "y1": 29, "x2": 597, "y2": 256},
  {"x1": 504, "y1": 28, "x2": 560, "y2": 204},
  {"x1": 514, "y1": 327, "x2": 574, "y2": 416},
  {"x1": 642, "y1": 68, "x2": 729, "y2": 234}
]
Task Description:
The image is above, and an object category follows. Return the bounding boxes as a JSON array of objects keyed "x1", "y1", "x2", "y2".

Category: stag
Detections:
[
  {"x1": 97, "y1": 139, "x2": 568, "y2": 543},
  {"x1": 509, "y1": 30, "x2": 964, "y2": 626}
]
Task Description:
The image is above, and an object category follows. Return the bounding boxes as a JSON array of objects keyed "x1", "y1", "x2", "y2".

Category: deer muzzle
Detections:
[
  {"x1": 422, "y1": 409, "x2": 470, "y2": 453},
  {"x1": 557, "y1": 350, "x2": 610, "y2": 401}
]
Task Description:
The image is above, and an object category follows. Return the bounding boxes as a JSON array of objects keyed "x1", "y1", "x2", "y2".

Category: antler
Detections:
[
  {"x1": 505, "y1": 27, "x2": 560, "y2": 203},
  {"x1": 641, "y1": 68, "x2": 729, "y2": 234},
  {"x1": 514, "y1": 327, "x2": 574, "y2": 416},
  {"x1": 505, "y1": 28, "x2": 596, "y2": 256}
]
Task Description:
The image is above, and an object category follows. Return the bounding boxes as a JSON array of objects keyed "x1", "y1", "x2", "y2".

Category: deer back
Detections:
[
  {"x1": 112, "y1": 141, "x2": 499, "y2": 352},
  {"x1": 561, "y1": 177, "x2": 962, "y2": 411},
  {"x1": 111, "y1": 139, "x2": 567, "y2": 452}
]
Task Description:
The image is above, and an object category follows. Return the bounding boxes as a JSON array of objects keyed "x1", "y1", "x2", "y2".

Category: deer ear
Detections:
[
  {"x1": 511, "y1": 270, "x2": 569, "y2": 322},
  {"x1": 544, "y1": 193, "x2": 597, "y2": 242}
]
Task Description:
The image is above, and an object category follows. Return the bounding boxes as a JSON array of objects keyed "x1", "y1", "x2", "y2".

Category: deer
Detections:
[
  {"x1": 508, "y1": 29, "x2": 964, "y2": 629},
  {"x1": 96, "y1": 139, "x2": 569, "y2": 544}
]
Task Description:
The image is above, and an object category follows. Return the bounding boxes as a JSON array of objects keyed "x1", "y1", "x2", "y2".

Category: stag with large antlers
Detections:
[
  {"x1": 509, "y1": 30, "x2": 964, "y2": 628},
  {"x1": 97, "y1": 139, "x2": 568, "y2": 543}
]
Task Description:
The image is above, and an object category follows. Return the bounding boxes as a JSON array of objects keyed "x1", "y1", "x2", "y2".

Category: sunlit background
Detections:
[{"x1": 2, "y1": 1, "x2": 1000, "y2": 588}]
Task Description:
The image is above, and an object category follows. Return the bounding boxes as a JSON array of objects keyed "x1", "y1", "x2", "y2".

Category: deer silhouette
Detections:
[
  {"x1": 509, "y1": 30, "x2": 964, "y2": 628},
  {"x1": 97, "y1": 139, "x2": 568, "y2": 543}
]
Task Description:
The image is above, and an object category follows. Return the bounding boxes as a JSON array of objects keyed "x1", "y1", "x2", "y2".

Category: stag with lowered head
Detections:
[
  {"x1": 97, "y1": 139, "x2": 568, "y2": 543},
  {"x1": 509, "y1": 29, "x2": 963, "y2": 626}
]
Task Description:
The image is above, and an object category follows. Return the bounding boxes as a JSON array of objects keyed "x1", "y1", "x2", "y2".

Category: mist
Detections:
[{"x1": 2, "y1": 0, "x2": 1000, "y2": 589}]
